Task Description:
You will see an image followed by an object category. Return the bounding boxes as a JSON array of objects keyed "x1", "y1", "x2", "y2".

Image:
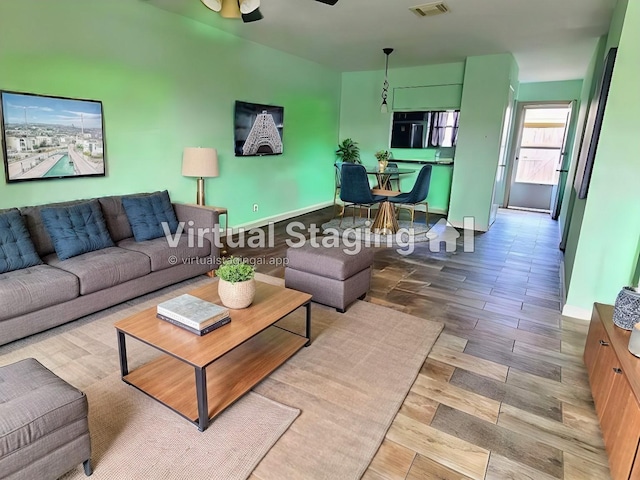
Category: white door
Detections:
[
  {"x1": 508, "y1": 105, "x2": 572, "y2": 212},
  {"x1": 490, "y1": 87, "x2": 515, "y2": 225}
]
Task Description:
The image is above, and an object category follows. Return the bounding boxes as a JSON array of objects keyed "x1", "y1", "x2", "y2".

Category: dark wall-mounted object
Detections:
[
  {"x1": 234, "y1": 100, "x2": 284, "y2": 157},
  {"x1": 1, "y1": 90, "x2": 106, "y2": 183},
  {"x1": 574, "y1": 47, "x2": 617, "y2": 199},
  {"x1": 390, "y1": 110, "x2": 460, "y2": 149}
]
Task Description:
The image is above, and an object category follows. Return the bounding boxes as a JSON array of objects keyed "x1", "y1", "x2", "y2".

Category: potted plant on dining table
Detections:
[{"x1": 375, "y1": 150, "x2": 391, "y2": 171}]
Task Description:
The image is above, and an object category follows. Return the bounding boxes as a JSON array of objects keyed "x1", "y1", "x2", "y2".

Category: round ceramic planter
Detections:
[
  {"x1": 218, "y1": 278, "x2": 256, "y2": 309},
  {"x1": 613, "y1": 286, "x2": 640, "y2": 330}
]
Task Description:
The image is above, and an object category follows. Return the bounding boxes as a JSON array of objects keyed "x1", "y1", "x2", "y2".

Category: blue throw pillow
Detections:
[
  {"x1": 121, "y1": 190, "x2": 179, "y2": 242},
  {"x1": 0, "y1": 209, "x2": 43, "y2": 273},
  {"x1": 40, "y1": 200, "x2": 115, "y2": 261}
]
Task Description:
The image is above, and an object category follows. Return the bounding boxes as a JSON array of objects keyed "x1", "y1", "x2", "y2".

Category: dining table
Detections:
[{"x1": 365, "y1": 167, "x2": 416, "y2": 235}]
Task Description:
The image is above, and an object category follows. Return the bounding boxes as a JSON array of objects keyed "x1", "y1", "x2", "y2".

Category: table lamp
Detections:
[{"x1": 182, "y1": 147, "x2": 219, "y2": 206}]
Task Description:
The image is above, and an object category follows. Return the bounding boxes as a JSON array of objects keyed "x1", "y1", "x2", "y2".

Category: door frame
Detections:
[{"x1": 503, "y1": 101, "x2": 573, "y2": 210}]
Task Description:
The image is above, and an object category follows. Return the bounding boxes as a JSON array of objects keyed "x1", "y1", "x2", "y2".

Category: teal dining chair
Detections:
[{"x1": 388, "y1": 165, "x2": 432, "y2": 227}]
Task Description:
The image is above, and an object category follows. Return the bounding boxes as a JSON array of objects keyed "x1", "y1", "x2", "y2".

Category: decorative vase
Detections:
[
  {"x1": 629, "y1": 323, "x2": 640, "y2": 357},
  {"x1": 378, "y1": 160, "x2": 388, "y2": 172},
  {"x1": 218, "y1": 278, "x2": 256, "y2": 309},
  {"x1": 613, "y1": 286, "x2": 640, "y2": 330}
]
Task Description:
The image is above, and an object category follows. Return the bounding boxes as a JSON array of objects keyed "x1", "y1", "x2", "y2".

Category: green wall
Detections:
[
  {"x1": 564, "y1": 0, "x2": 639, "y2": 315},
  {"x1": 448, "y1": 54, "x2": 516, "y2": 231},
  {"x1": 560, "y1": 37, "x2": 606, "y2": 292},
  {"x1": 517, "y1": 80, "x2": 583, "y2": 103},
  {"x1": 339, "y1": 62, "x2": 465, "y2": 213},
  {"x1": 0, "y1": 0, "x2": 341, "y2": 226}
]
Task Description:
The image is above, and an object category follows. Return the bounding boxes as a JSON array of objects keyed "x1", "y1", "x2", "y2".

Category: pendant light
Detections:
[{"x1": 380, "y1": 48, "x2": 394, "y2": 113}]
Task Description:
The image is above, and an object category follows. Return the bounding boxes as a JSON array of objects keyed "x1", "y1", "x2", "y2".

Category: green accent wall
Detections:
[
  {"x1": 339, "y1": 62, "x2": 465, "y2": 213},
  {"x1": 448, "y1": 54, "x2": 517, "y2": 231},
  {"x1": 564, "y1": 0, "x2": 639, "y2": 312},
  {"x1": 517, "y1": 80, "x2": 583, "y2": 103},
  {"x1": 0, "y1": 0, "x2": 341, "y2": 226}
]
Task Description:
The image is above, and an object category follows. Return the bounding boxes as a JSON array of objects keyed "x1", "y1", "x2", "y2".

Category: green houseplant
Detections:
[
  {"x1": 374, "y1": 149, "x2": 391, "y2": 171},
  {"x1": 336, "y1": 138, "x2": 361, "y2": 164},
  {"x1": 215, "y1": 257, "x2": 256, "y2": 309}
]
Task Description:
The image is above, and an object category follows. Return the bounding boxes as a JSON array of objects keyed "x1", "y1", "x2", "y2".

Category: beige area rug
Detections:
[
  {"x1": 252, "y1": 274, "x2": 444, "y2": 480},
  {"x1": 59, "y1": 373, "x2": 299, "y2": 480},
  {"x1": 1, "y1": 274, "x2": 443, "y2": 480}
]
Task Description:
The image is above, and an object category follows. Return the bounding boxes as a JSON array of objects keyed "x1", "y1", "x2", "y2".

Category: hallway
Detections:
[{"x1": 236, "y1": 207, "x2": 608, "y2": 479}]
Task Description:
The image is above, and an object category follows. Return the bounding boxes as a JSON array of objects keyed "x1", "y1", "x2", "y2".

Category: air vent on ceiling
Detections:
[{"x1": 410, "y1": 2, "x2": 450, "y2": 17}]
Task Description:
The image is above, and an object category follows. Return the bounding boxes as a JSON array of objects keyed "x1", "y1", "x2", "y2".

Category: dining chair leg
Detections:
[
  {"x1": 410, "y1": 206, "x2": 415, "y2": 228},
  {"x1": 352, "y1": 204, "x2": 357, "y2": 225},
  {"x1": 424, "y1": 201, "x2": 429, "y2": 226}
]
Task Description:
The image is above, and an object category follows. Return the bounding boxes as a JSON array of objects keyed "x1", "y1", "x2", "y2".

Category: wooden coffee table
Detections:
[{"x1": 114, "y1": 281, "x2": 312, "y2": 431}]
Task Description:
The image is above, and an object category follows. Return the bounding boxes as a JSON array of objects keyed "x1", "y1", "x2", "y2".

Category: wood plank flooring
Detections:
[
  {"x1": 231, "y1": 207, "x2": 610, "y2": 479},
  {"x1": 0, "y1": 207, "x2": 607, "y2": 479}
]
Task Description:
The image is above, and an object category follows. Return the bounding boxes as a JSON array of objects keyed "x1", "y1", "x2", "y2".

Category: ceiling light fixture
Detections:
[
  {"x1": 380, "y1": 48, "x2": 394, "y2": 114},
  {"x1": 200, "y1": 0, "x2": 339, "y2": 23}
]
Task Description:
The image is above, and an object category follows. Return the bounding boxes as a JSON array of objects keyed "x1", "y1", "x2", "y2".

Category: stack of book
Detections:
[{"x1": 156, "y1": 294, "x2": 230, "y2": 336}]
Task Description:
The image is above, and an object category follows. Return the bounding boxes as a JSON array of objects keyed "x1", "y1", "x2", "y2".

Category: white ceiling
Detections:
[{"x1": 144, "y1": 0, "x2": 617, "y2": 82}]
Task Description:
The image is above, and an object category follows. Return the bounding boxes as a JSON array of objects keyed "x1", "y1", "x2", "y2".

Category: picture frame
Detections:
[
  {"x1": 0, "y1": 90, "x2": 106, "y2": 183},
  {"x1": 574, "y1": 48, "x2": 617, "y2": 199},
  {"x1": 234, "y1": 100, "x2": 284, "y2": 157}
]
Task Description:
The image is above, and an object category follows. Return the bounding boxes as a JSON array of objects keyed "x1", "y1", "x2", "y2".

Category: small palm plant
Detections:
[{"x1": 336, "y1": 138, "x2": 361, "y2": 164}]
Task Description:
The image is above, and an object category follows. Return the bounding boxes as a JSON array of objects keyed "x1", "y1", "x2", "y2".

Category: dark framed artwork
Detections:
[
  {"x1": 234, "y1": 100, "x2": 284, "y2": 157},
  {"x1": 1, "y1": 90, "x2": 106, "y2": 183},
  {"x1": 574, "y1": 47, "x2": 617, "y2": 199}
]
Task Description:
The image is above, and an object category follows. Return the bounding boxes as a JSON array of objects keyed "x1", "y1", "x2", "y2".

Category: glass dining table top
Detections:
[{"x1": 364, "y1": 167, "x2": 416, "y2": 174}]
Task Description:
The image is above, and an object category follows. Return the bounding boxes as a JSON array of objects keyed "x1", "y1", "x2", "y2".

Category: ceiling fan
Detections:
[{"x1": 201, "y1": 0, "x2": 338, "y2": 23}]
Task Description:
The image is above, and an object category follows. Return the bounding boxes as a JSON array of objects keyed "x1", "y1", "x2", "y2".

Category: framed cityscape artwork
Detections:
[{"x1": 0, "y1": 90, "x2": 106, "y2": 183}]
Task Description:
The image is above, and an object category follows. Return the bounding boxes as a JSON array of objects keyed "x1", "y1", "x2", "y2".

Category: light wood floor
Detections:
[
  {"x1": 232, "y1": 207, "x2": 610, "y2": 480},
  {"x1": 0, "y1": 207, "x2": 608, "y2": 479}
]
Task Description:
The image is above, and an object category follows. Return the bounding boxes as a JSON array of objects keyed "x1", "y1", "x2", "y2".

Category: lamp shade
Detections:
[{"x1": 182, "y1": 147, "x2": 219, "y2": 178}]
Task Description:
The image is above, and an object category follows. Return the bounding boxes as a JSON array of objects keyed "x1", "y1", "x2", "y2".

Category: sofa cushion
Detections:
[
  {"x1": 118, "y1": 235, "x2": 211, "y2": 272},
  {"x1": 122, "y1": 190, "x2": 179, "y2": 242},
  {"x1": 0, "y1": 209, "x2": 42, "y2": 274},
  {"x1": 44, "y1": 247, "x2": 151, "y2": 295},
  {"x1": 0, "y1": 358, "x2": 88, "y2": 459},
  {"x1": 20, "y1": 199, "x2": 88, "y2": 257},
  {"x1": 0, "y1": 265, "x2": 79, "y2": 321},
  {"x1": 40, "y1": 200, "x2": 114, "y2": 260}
]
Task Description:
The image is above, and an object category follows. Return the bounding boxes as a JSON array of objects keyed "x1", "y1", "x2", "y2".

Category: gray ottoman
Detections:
[
  {"x1": 0, "y1": 358, "x2": 92, "y2": 480},
  {"x1": 285, "y1": 244, "x2": 374, "y2": 312}
]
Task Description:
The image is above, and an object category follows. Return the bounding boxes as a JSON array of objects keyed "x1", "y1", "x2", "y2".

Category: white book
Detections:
[{"x1": 157, "y1": 294, "x2": 229, "y2": 330}]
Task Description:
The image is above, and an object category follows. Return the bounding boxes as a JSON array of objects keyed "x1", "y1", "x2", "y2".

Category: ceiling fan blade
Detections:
[
  {"x1": 242, "y1": 7, "x2": 263, "y2": 22},
  {"x1": 315, "y1": 0, "x2": 339, "y2": 5}
]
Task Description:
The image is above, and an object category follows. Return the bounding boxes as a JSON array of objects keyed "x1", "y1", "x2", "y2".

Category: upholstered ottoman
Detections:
[
  {"x1": 285, "y1": 244, "x2": 374, "y2": 312},
  {"x1": 0, "y1": 358, "x2": 92, "y2": 479}
]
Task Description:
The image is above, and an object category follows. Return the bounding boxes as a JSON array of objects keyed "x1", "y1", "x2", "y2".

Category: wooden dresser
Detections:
[{"x1": 584, "y1": 303, "x2": 640, "y2": 480}]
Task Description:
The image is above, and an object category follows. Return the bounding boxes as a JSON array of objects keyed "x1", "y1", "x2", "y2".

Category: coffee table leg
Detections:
[
  {"x1": 195, "y1": 367, "x2": 209, "y2": 431},
  {"x1": 304, "y1": 301, "x2": 311, "y2": 347},
  {"x1": 117, "y1": 331, "x2": 129, "y2": 377}
]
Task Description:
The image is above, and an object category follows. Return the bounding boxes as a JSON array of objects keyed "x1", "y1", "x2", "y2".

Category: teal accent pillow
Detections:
[
  {"x1": 121, "y1": 190, "x2": 179, "y2": 242},
  {"x1": 40, "y1": 200, "x2": 114, "y2": 260},
  {"x1": 0, "y1": 209, "x2": 42, "y2": 273}
]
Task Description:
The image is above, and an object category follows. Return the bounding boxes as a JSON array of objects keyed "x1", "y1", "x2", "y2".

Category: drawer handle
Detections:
[
  {"x1": 600, "y1": 340, "x2": 610, "y2": 346},
  {"x1": 613, "y1": 368, "x2": 623, "y2": 374}
]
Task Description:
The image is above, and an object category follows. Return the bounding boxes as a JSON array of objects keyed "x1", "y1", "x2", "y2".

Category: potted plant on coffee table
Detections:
[{"x1": 215, "y1": 257, "x2": 256, "y2": 309}]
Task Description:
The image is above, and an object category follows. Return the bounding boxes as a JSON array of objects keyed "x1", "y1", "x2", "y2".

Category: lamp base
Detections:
[{"x1": 196, "y1": 177, "x2": 205, "y2": 206}]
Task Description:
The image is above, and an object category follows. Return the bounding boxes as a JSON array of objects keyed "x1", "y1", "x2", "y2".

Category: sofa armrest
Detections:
[{"x1": 172, "y1": 203, "x2": 221, "y2": 267}]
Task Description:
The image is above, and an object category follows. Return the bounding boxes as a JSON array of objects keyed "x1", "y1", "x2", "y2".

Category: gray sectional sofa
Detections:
[{"x1": 0, "y1": 193, "x2": 220, "y2": 346}]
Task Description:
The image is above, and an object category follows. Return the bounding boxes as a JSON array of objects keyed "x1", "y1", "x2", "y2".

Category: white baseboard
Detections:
[
  {"x1": 230, "y1": 201, "x2": 333, "y2": 233},
  {"x1": 562, "y1": 304, "x2": 591, "y2": 321}
]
